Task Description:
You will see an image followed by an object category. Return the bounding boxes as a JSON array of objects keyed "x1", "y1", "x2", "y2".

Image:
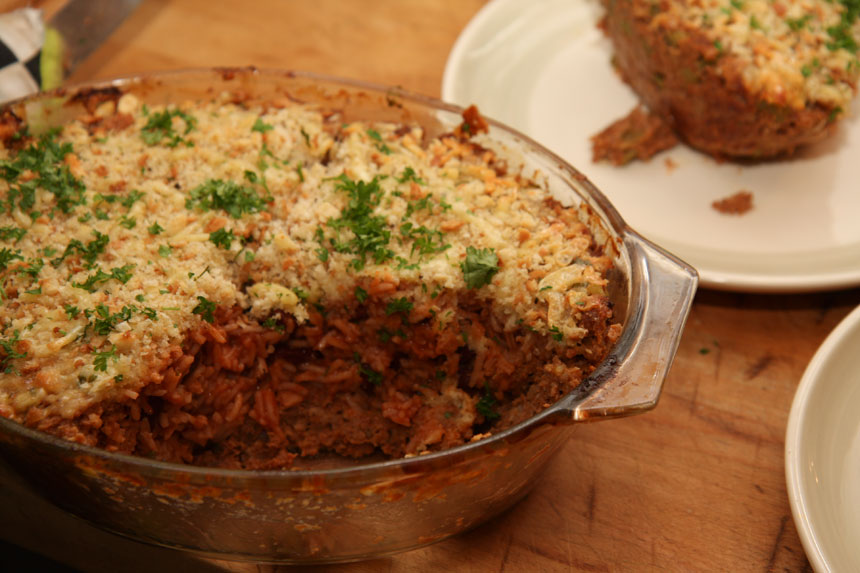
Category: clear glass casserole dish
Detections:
[{"x1": 0, "y1": 68, "x2": 697, "y2": 564}]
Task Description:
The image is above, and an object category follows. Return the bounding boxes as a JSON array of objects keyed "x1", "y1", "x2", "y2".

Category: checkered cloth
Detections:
[{"x1": 0, "y1": 8, "x2": 44, "y2": 103}]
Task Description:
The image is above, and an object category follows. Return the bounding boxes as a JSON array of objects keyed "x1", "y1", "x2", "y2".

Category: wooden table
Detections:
[{"x1": 0, "y1": 0, "x2": 857, "y2": 570}]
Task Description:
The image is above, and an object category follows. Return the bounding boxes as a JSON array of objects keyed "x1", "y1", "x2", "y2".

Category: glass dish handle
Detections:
[{"x1": 559, "y1": 231, "x2": 697, "y2": 421}]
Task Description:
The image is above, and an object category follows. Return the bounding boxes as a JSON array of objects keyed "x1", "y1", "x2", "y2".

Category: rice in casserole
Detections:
[{"x1": 0, "y1": 90, "x2": 621, "y2": 469}]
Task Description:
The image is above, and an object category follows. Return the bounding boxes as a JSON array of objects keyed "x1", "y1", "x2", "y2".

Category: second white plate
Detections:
[
  {"x1": 786, "y1": 304, "x2": 860, "y2": 571},
  {"x1": 442, "y1": 0, "x2": 860, "y2": 292}
]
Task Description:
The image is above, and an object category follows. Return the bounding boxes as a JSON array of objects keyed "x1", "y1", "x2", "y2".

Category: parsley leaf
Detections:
[
  {"x1": 366, "y1": 129, "x2": 391, "y2": 155},
  {"x1": 476, "y1": 382, "x2": 500, "y2": 420},
  {"x1": 72, "y1": 264, "x2": 135, "y2": 292},
  {"x1": 0, "y1": 130, "x2": 86, "y2": 215},
  {"x1": 354, "y1": 286, "x2": 369, "y2": 303},
  {"x1": 0, "y1": 330, "x2": 27, "y2": 374},
  {"x1": 324, "y1": 174, "x2": 393, "y2": 270},
  {"x1": 0, "y1": 248, "x2": 23, "y2": 272},
  {"x1": 0, "y1": 226, "x2": 27, "y2": 242},
  {"x1": 209, "y1": 228, "x2": 236, "y2": 249},
  {"x1": 385, "y1": 297, "x2": 413, "y2": 315},
  {"x1": 192, "y1": 296, "x2": 217, "y2": 323},
  {"x1": 91, "y1": 304, "x2": 135, "y2": 336},
  {"x1": 396, "y1": 166, "x2": 425, "y2": 185},
  {"x1": 92, "y1": 345, "x2": 118, "y2": 372},
  {"x1": 52, "y1": 230, "x2": 109, "y2": 268},
  {"x1": 63, "y1": 304, "x2": 81, "y2": 319},
  {"x1": 461, "y1": 246, "x2": 499, "y2": 289},
  {"x1": 186, "y1": 179, "x2": 272, "y2": 219},
  {"x1": 252, "y1": 118, "x2": 274, "y2": 133},
  {"x1": 141, "y1": 108, "x2": 197, "y2": 147}
]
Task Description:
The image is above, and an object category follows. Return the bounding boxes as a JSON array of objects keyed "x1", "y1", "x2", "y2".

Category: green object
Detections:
[{"x1": 41, "y1": 27, "x2": 64, "y2": 91}]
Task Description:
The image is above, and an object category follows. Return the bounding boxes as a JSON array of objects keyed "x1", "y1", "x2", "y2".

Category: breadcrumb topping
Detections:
[
  {"x1": 658, "y1": 0, "x2": 860, "y2": 111},
  {"x1": 0, "y1": 92, "x2": 613, "y2": 422}
]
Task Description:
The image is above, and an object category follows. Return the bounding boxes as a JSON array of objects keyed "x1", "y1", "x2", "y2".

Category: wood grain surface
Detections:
[{"x1": 0, "y1": 0, "x2": 857, "y2": 571}]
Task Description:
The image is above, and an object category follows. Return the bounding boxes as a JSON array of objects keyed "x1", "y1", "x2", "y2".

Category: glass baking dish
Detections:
[{"x1": 0, "y1": 68, "x2": 697, "y2": 564}]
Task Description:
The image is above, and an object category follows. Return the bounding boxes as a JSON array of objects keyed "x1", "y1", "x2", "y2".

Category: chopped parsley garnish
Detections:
[
  {"x1": 192, "y1": 295, "x2": 216, "y2": 323},
  {"x1": 460, "y1": 246, "x2": 499, "y2": 289},
  {"x1": 252, "y1": 117, "x2": 274, "y2": 133},
  {"x1": 323, "y1": 174, "x2": 394, "y2": 270},
  {"x1": 0, "y1": 248, "x2": 23, "y2": 272},
  {"x1": 394, "y1": 256, "x2": 419, "y2": 270},
  {"x1": 147, "y1": 222, "x2": 164, "y2": 235},
  {"x1": 94, "y1": 189, "x2": 145, "y2": 211},
  {"x1": 119, "y1": 215, "x2": 136, "y2": 229},
  {"x1": 377, "y1": 327, "x2": 406, "y2": 342},
  {"x1": 403, "y1": 194, "x2": 439, "y2": 219},
  {"x1": 72, "y1": 264, "x2": 135, "y2": 292},
  {"x1": 209, "y1": 228, "x2": 236, "y2": 249},
  {"x1": 0, "y1": 330, "x2": 27, "y2": 373},
  {"x1": 90, "y1": 304, "x2": 135, "y2": 336},
  {"x1": 476, "y1": 382, "x2": 500, "y2": 420},
  {"x1": 15, "y1": 257, "x2": 43, "y2": 278},
  {"x1": 122, "y1": 189, "x2": 145, "y2": 209},
  {"x1": 188, "y1": 266, "x2": 211, "y2": 281},
  {"x1": 292, "y1": 287, "x2": 308, "y2": 301},
  {"x1": 158, "y1": 244, "x2": 173, "y2": 258},
  {"x1": 354, "y1": 352, "x2": 383, "y2": 385},
  {"x1": 400, "y1": 222, "x2": 451, "y2": 258},
  {"x1": 366, "y1": 129, "x2": 391, "y2": 155},
  {"x1": 359, "y1": 363, "x2": 383, "y2": 385},
  {"x1": 141, "y1": 108, "x2": 197, "y2": 147},
  {"x1": 385, "y1": 297, "x2": 413, "y2": 315},
  {"x1": 262, "y1": 317, "x2": 285, "y2": 332},
  {"x1": 0, "y1": 226, "x2": 27, "y2": 242},
  {"x1": 52, "y1": 230, "x2": 109, "y2": 268},
  {"x1": 354, "y1": 286, "x2": 369, "y2": 303},
  {"x1": 92, "y1": 345, "x2": 118, "y2": 372},
  {"x1": 186, "y1": 178, "x2": 272, "y2": 219},
  {"x1": 1, "y1": 130, "x2": 86, "y2": 216},
  {"x1": 786, "y1": 14, "x2": 812, "y2": 32},
  {"x1": 396, "y1": 166, "x2": 425, "y2": 185},
  {"x1": 64, "y1": 304, "x2": 81, "y2": 319},
  {"x1": 827, "y1": 0, "x2": 860, "y2": 53},
  {"x1": 549, "y1": 325, "x2": 564, "y2": 342}
]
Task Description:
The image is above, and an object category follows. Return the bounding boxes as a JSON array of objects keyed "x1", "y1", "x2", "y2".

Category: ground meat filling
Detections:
[{"x1": 30, "y1": 289, "x2": 614, "y2": 470}]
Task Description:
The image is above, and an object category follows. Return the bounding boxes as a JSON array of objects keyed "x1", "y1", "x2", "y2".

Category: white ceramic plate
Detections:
[
  {"x1": 786, "y1": 304, "x2": 860, "y2": 572},
  {"x1": 442, "y1": 0, "x2": 860, "y2": 292}
]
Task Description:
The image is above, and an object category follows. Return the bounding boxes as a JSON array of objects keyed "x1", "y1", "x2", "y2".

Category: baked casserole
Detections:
[{"x1": 0, "y1": 89, "x2": 621, "y2": 469}]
